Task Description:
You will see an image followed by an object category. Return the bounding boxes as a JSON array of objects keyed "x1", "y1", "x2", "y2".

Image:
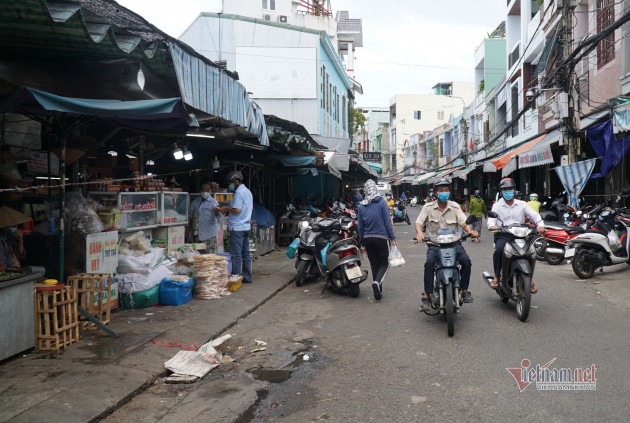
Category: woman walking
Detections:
[{"x1": 357, "y1": 179, "x2": 397, "y2": 301}]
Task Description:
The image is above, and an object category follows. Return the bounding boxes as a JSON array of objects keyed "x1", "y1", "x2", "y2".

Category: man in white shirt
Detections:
[{"x1": 488, "y1": 178, "x2": 545, "y2": 293}]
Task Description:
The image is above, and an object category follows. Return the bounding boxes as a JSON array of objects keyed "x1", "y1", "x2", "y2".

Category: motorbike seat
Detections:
[{"x1": 291, "y1": 211, "x2": 310, "y2": 220}]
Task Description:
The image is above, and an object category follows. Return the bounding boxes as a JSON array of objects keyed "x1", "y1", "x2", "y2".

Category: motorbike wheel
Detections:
[
  {"x1": 405, "y1": 214, "x2": 411, "y2": 225},
  {"x1": 515, "y1": 274, "x2": 531, "y2": 322},
  {"x1": 445, "y1": 287, "x2": 455, "y2": 337},
  {"x1": 295, "y1": 260, "x2": 308, "y2": 287},
  {"x1": 349, "y1": 283, "x2": 360, "y2": 298},
  {"x1": 572, "y1": 249, "x2": 595, "y2": 279},
  {"x1": 545, "y1": 250, "x2": 565, "y2": 265},
  {"x1": 533, "y1": 237, "x2": 546, "y2": 261}
]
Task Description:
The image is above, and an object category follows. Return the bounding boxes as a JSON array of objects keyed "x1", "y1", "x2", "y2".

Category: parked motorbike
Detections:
[
  {"x1": 417, "y1": 215, "x2": 475, "y2": 337},
  {"x1": 392, "y1": 200, "x2": 411, "y2": 225},
  {"x1": 567, "y1": 208, "x2": 630, "y2": 279},
  {"x1": 482, "y1": 211, "x2": 538, "y2": 322},
  {"x1": 410, "y1": 196, "x2": 418, "y2": 207},
  {"x1": 279, "y1": 202, "x2": 310, "y2": 221},
  {"x1": 293, "y1": 217, "x2": 320, "y2": 286}
]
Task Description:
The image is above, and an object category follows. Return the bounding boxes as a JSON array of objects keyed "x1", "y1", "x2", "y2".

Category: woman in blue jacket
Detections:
[{"x1": 357, "y1": 179, "x2": 398, "y2": 301}]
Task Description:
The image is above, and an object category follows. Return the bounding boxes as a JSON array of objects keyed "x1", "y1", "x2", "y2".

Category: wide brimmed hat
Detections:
[{"x1": 0, "y1": 206, "x2": 32, "y2": 228}]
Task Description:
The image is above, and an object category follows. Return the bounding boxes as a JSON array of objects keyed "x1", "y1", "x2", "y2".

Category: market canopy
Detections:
[
  {"x1": 0, "y1": 87, "x2": 193, "y2": 132},
  {"x1": 415, "y1": 171, "x2": 439, "y2": 185},
  {"x1": 492, "y1": 133, "x2": 548, "y2": 170}
]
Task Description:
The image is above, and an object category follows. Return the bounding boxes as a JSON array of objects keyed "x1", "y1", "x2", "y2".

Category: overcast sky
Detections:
[{"x1": 117, "y1": 0, "x2": 506, "y2": 107}]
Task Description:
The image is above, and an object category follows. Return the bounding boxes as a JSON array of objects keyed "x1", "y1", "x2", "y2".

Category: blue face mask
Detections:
[
  {"x1": 437, "y1": 192, "x2": 450, "y2": 202},
  {"x1": 228, "y1": 184, "x2": 235, "y2": 192},
  {"x1": 502, "y1": 190, "x2": 515, "y2": 201}
]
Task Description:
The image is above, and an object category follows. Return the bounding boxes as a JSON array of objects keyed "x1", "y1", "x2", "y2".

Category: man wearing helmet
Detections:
[
  {"x1": 220, "y1": 171, "x2": 254, "y2": 283},
  {"x1": 415, "y1": 177, "x2": 478, "y2": 310},
  {"x1": 488, "y1": 178, "x2": 545, "y2": 293},
  {"x1": 527, "y1": 193, "x2": 541, "y2": 212}
]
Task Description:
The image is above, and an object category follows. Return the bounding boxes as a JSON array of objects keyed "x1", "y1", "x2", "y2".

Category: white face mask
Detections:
[{"x1": 201, "y1": 192, "x2": 210, "y2": 200}]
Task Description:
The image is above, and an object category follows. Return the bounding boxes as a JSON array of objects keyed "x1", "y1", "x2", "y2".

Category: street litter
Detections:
[
  {"x1": 163, "y1": 333, "x2": 232, "y2": 383},
  {"x1": 251, "y1": 347, "x2": 267, "y2": 353},
  {"x1": 303, "y1": 354, "x2": 310, "y2": 361},
  {"x1": 255, "y1": 339, "x2": 267, "y2": 346}
]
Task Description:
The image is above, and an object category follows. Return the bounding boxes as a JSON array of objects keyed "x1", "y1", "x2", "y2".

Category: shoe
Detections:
[
  {"x1": 420, "y1": 296, "x2": 431, "y2": 311},
  {"x1": 462, "y1": 291, "x2": 473, "y2": 303},
  {"x1": 372, "y1": 281, "x2": 382, "y2": 300},
  {"x1": 243, "y1": 279, "x2": 253, "y2": 284}
]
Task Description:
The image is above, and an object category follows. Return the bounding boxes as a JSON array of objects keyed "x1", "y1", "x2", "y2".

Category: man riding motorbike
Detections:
[
  {"x1": 488, "y1": 178, "x2": 545, "y2": 293},
  {"x1": 416, "y1": 177, "x2": 478, "y2": 310}
]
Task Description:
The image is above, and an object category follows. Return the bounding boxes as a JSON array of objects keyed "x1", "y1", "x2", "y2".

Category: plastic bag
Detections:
[
  {"x1": 388, "y1": 244, "x2": 405, "y2": 267},
  {"x1": 286, "y1": 238, "x2": 299, "y2": 259},
  {"x1": 607, "y1": 230, "x2": 621, "y2": 252}
]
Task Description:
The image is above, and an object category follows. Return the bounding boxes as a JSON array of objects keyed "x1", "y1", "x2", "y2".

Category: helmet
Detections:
[
  {"x1": 433, "y1": 177, "x2": 451, "y2": 189},
  {"x1": 499, "y1": 178, "x2": 516, "y2": 189},
  {"x1": 515, "y1": 190, "x2": 522, "y2": 198},
  {"x1": 225, "y1": 170, "x2": 243, "y2": 183},
  {"x1": 474, "y1": 190, "x2": 480, "y2": 196},
  {"x1": 530, "y1": 193, "x2": 538, "y2": 200}
]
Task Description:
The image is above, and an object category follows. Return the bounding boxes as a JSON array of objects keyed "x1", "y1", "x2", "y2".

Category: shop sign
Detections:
[
  {"x1": 518, "y1": 144, "x2": 554, "y2": 169},
  {"x1": 27, "y1": 151, "x2": 59, "y2": 175},
  {"x1": 363, "y1": 152, "x2": 381, "y2": 162},
  {"x1": 86, "y1": 231, "x2": 118, "y2": 273},
  {"x1": 168, "y1": 226, "x2": 185, "y2": 252},
  {"x1": 613, "y1": 102, "x2": 630, "y2": 134}
]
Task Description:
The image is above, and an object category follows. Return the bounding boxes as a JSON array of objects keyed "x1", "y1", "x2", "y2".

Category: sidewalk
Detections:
[{"x1": 0, "y1": 250, "x2": 295, "y2": 423}]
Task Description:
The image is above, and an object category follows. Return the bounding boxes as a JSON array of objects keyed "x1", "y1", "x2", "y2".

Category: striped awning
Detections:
[
  {"x1": 415, "y1": 171, "x2": 439, "y2": 185},
  {"x1": 427, "y1": 166, "x2": 463, "y2": 184},
  {"x1": 554, "y1": 159, "x2": 597, "y2": 208}
]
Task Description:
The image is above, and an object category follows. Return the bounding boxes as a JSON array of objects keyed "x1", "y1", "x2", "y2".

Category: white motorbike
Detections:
[
  {"x1": 410, "y1": 196, "x2": 418, "y2": 207},
  {"x1": 567, "y1": 209, "x2": 630, "y2": 279}
]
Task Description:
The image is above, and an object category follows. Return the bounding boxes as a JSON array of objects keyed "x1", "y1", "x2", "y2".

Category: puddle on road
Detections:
[
  {"x1": 77, "y1": 332, "x2": 159, "y2": 363},
  {"x1": 251, "y1": 368, "x2": 293, "y2": 383}
]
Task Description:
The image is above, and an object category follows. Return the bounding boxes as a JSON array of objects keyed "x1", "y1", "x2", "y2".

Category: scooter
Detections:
[
  {"x1": 392, "y1": 201, "x2": 411, "y2": 225},
  {"x1": 417, "y1": 215, "x2": 476, "y2": 337},
  {"x1": 293, "y1": 217, "x2": 321, "y2": 286},
  {"x1": 567, "y1": 209, "x2": 630, "y2": 279},
  {"x1": 482, "y1": 211, "x2": 539, "y2": 322},
  {"x1": 410, "y1": 196, "x2": 418, "y2": 207}
]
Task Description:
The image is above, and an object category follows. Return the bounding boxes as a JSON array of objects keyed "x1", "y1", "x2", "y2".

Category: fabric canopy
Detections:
[
  {"x1": 555, "y1": 159, "x2": 597, "y2": 208},
  {"x1": 492, "y1": 134, "x2": 548, "y2": 170},
  {"x1": 1, "y1": 87, "x2": 192, "y2": 131},
  {"x1": 588, "y1": 119, "x2": 630, "y2": 178},
  {"x1": 267, "y1": 155, "x2": 316, "y2": 167},
  {"x1": 415, "y1": 171, "x2": 439, "y2": 185}
]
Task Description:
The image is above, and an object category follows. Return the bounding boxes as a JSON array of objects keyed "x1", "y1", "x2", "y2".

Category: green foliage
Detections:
[
  {"x1": 349, "y1": 107, "x2": 366, "y2": 138},
  {"x1": 536, "y1": 0, "x2": 544, "y2": 7},
  {"x1": 478, "y1": 80, "x2": 485, "y2": 95}
]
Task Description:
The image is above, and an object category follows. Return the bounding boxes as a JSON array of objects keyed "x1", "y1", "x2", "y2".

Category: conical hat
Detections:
[{"x1": 0, "y1": 206, "x2": 32, "y2": 228}]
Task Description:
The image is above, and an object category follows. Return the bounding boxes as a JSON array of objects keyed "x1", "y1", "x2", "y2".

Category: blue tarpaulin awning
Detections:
[
  {"x1": 267, "y1": 155, "x2": 316, "y2": 167},
  {"x1": 1, "y1": 87, "x2": 193, "y2": 132},
  {"x1": 587, "y1": 119, "x2": 630, "y2": 178}
]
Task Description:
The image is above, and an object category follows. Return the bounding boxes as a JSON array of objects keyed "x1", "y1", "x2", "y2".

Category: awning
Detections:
[
  {"x1": 555, "y1": 159, "x2": 597, "y2": 208},
  {"x1": 266, "y1": 155, "x2": 317, "y2": 167},
  {"x1": 367, "y1": 162, "x2": 383, "y2": 171},
  {"x1": 313, "y1": 135, "x2": 351, "y2": 178},
  {"x1": 0, "y1": 87, "x2": 192, "y2": 132},
  {"x1": 170, "y1": 44, "x2": 268, "y2": 146},
  {"x1": 427, "y1": 166, "x2": 463, "y2": 185},
  {"x1": 588, "y1": 119, "x2": 630, "y2": 178},
  {"x1": 518, "y1": 130, "x2": 557, "y2": 169},
  {"x1": 415, "y1": 171, "x2": 439, "y2": 185},
  {"x1": 533, "y1": 30, "x2": 560, "y2": 79},
  {"x1": 453, "y1": 165, "x2": 476, "y2": 180},
  {"x1": 613, "y1": 101, "x2": 630, "y2": 134},
  {"x1": 492, "y1": 134, "x2": 548, "y2": 170}
]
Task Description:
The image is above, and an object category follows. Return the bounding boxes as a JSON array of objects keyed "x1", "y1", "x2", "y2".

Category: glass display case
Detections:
[
  {"x1": 88, "y1": 192, "x2": 159, "y2": 231},
  {"x1": 160, "y1": 191, "x2": 189, "y2": 226}
]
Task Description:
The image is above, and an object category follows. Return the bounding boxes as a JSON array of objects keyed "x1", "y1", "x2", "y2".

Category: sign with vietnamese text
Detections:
[
  {"x1": 362, "y1": 152, "x2": 382, "y2": 162},
  {"x1": 168, "y1": 226, "x2": 185, "y2": 253},
  {"x1": 27, "y1": 151, "x2": 59, "y2": 175},
  {"x1": 518, "y1": 144, "x2": 554, "y2": 169},
  {"x1": 86, "y1": 231, "x2": 118, "y2": 273}
]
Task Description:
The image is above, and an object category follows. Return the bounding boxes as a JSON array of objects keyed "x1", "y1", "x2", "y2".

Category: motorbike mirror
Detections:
[
  {"x1": 487, "y1": 211, "x2": 498, "y2": 218},
  {"x1": 465, "y1": 215, "x2": 477, "y2": 225}
]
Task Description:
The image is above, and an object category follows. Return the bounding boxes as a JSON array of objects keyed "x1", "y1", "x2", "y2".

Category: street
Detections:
[{"x1": 104, "y1": 206, "x2": 630, "y2": 422}]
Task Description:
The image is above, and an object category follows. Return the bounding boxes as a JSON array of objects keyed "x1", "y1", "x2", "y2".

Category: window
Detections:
[
  {"x1": 328, "y1": 82, "x2": 332, "y2": 114},
  {"x1": 333, "y1": 86, "x2": 337, "y2": 121},
  {"x1": 437, "y1": 110, "x2": 444, "y2": 120},
  {"x1": 413, "y1": 111, "x2": 421, "y2": 120},
  {"x1": 262, "y1": 0, "x2": 276, "y2": 10},
  {"x1": 342, "y1": 95, "x2": 347, "y2": 130},
  {"x1": 596, "y1": 0, "x2": 615, "y2": 68},
  {"x1": 321, "y1": 66, "x2": 325, "y2": 108}
]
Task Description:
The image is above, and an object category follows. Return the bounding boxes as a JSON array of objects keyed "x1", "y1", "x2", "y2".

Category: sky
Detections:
[{"x1": 117, "y1": 0, "x2": 507, "y2": 107}]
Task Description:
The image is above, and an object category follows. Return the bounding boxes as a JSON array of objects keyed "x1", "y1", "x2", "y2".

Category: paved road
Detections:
[{"x1": 106, "y1": 206, "x2": 630, "y2": 422}]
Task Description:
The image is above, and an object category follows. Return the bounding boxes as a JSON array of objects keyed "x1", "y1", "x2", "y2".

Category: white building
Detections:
[{"x1": 388, "y1": 82, "x2": 474, "y2": 175}]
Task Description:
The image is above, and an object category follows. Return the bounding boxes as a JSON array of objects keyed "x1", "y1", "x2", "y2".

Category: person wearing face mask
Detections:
[
  {"x1": 468, "y1": 190, "x2": 487, "y2": 243},
  {"x1": 187, "y1": 182, "x2": 221, "y2": 253},
  {"x1": 488, "y1": 178, "x2": 545, "y2": 293},
  {"x1": 220, "y1": 171, "x2": 254, "y2": 283},
  {"x1": 415, "y1": 178, "x2": 478, "y2": 310},
  {"x1": 385, "y1": 192, "x2": 395, "y2": 215}
]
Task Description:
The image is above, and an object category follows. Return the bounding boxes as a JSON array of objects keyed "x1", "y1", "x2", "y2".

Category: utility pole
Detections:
[{"x1": 561, "y1": 0, "x2": 577, "y2": 164}]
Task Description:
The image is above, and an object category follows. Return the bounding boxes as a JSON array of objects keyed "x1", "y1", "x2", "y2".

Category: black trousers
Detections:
[
  {"x1": 424, "y1": 243, "x2": 472, "y2": 294},
  {"x1": 363, "y1": 237, "x2": 390, "y2": 284},
  {"x1": 493, "y1": 235, "x2": 509, "y2": 277}
]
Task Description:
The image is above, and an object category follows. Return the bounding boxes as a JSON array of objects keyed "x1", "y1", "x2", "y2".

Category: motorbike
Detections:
[
  {"x1": 482, "y1": 211, "x2": 539, "y2": 322},
  {"x1": 567, "y1": 208, "x2": 630, "y2": 279},
  {"x1": 279, "y1": 202, "x2": 310, "y2": 221},
  {"x1": 417, "y1": 215, "x2": 476, "y2": 337},
  {"x1": 392, "y1": 200, "x2": 411, "y2": 225},
  {"x1": 410, "y1": 196, "x2": 418, "y2": 207},
  {"x1": 293, "y1": 217, "x2": 320, "y2": 286}
]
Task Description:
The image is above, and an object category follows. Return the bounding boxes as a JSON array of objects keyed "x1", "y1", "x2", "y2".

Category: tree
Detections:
[{"x1": 348, "y1": 107, "x2": 366, "y2": 138}]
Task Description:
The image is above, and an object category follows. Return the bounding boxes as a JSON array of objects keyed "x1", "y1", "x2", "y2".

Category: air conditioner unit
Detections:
[
  {"x1": 278, "y1": 15, "x2": 288, "y2": 23},
  {"x1": 263, "y1": 14, "x2": 271, "y2": 21}
]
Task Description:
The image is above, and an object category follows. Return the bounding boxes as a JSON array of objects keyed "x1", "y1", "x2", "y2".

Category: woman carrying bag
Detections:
[{"x1": 357, "y1": 179, "x2": 397, "y2": 301}]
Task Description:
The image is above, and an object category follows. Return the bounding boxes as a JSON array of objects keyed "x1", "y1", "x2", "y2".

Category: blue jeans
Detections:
[{"x1": 230, "y1": 230, "x2": 252, "y2": 283}]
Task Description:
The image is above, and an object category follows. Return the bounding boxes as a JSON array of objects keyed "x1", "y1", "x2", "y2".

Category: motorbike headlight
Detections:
[{"x1": 504, "y1": 243, "x2": 518, "y2": 258}]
